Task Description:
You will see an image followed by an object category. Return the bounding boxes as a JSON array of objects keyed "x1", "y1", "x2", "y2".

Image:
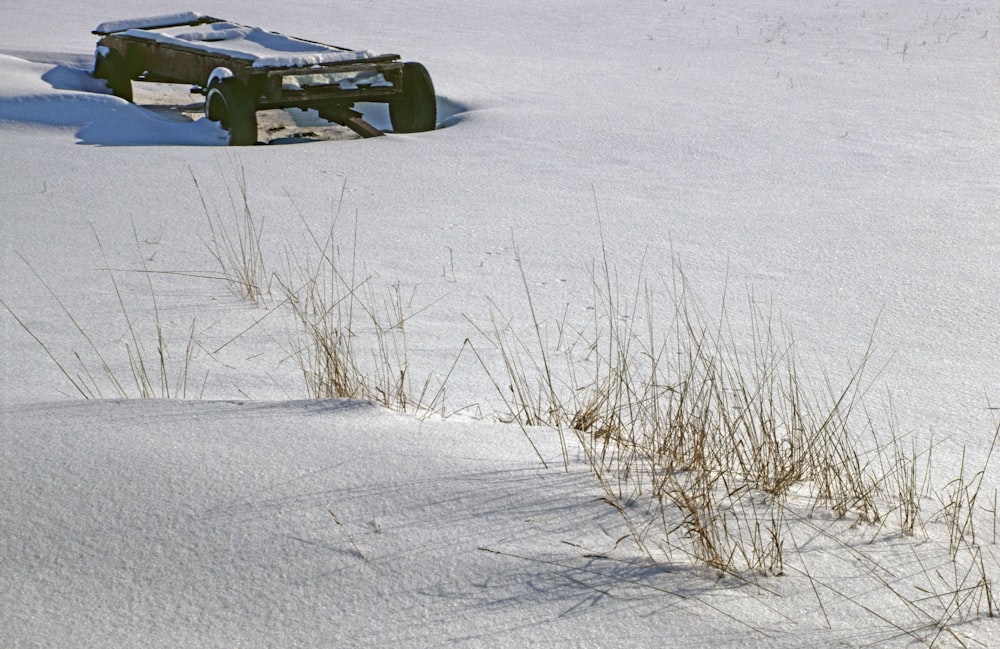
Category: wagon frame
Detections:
[{"x1": 92, "y1": 12, "x2": 436, "y2": 144}]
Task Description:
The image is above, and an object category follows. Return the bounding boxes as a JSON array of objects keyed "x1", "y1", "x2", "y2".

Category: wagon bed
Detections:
[{"x1": 92, "y1": 12, "x2": 437, "y2": 144}]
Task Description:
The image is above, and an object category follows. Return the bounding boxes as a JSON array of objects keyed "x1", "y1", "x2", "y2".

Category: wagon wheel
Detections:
[
  {"x1": 93, "y1": 50, "x2": 132, "y2": 102},
  {"x1": 205, "y1": 79, "x2": 258, "y2": 146},
  {"x1": 389, "y1": 62, "x2": 436, "y2": 133}
]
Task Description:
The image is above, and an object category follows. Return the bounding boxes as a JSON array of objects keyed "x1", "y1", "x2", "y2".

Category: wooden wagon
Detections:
[{"x1": 92, "y1": 12, "x2": 436, "y2": 144}]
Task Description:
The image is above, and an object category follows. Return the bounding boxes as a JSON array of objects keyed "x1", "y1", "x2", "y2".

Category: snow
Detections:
[
  {"x1": 116, "y1": 22, "x2": 377, "y2": 69},
  {"x1": 2, "y1": 1, "x2": 999, "y2": 647},
  {"x1": 2, "y1": 400, "x2": 634, "y2": 647},
  {"x1": 92, "y1": 11, "x2": 207, "y2": 35}
]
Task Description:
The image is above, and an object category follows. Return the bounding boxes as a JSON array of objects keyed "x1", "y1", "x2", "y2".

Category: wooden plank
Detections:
[
  {"x1": 342, "y1": 114, "x2": 385, "y2": 138},
  {"x1": 318, "y1": 107, "x2": 384, "y2": 138}
]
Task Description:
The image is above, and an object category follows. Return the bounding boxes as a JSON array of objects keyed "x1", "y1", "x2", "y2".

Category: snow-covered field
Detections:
[{"x1": 2, "y1": 1, "x2": 998, "y2": 646}]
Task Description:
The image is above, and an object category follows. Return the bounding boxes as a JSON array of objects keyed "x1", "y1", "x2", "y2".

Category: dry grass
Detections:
[
  {"x1": 478, "y1": 251, "x2": 887, "y2": 574},
  {"x1": 471, "y1": 231, "x2": 998, "y2": 641},
  {"x1": 193, "y1": 166, "x2": 270, "y2": 305},
  {"x1": 4, "y1": 177, "x2": 997, "y2": 645},
  {"x1": 2, "y1": 226, "x2": 200, "y2": 399},
  {"x1": 275, "y1": 206, "x2": 445, "y2": 414}
]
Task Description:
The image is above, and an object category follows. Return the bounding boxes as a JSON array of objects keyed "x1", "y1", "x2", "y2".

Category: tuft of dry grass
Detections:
[
  {"x1": 193, "y1": 166, "x2": 270, "y2": 305},
  {"x1": 471, "y1": 228, "x2": 998, "y2": 639},
  {"x1": 477, "y1": 250, "x2": 890, "y2": 576},
  {"x1": 275, "y1": 205, "x2": 444, "y2": 414}
]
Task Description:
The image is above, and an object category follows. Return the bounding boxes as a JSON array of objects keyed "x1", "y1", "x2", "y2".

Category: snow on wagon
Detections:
[{"x1": 92, "y1": 12, "x2": 436, "y2": 144}]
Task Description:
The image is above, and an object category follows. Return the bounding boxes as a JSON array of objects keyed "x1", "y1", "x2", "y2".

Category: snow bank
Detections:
[
  {"x1": 0, "y1": 55, "x2": 226, "y2": 145},
  {"x1": 4, "y1": 398, "x2": 998, "y2": 648},
  {"x1": 0, "y1": 399, "x2": 641, "y2": 648}
]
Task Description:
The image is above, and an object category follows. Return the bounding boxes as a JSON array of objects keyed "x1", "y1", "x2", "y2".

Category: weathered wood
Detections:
[
  {"x1": 318, "y1": 107, "x2": 384, "y2": 138},
  {"x1": 92, "y1": 15, "x2": 431, "y2": 143},
  {"x1": 342, "y1": 115, "x2": 384, "y2": 138},
  {"x1": 95, "y1": 17, "x2": 404, "y2": 110}
]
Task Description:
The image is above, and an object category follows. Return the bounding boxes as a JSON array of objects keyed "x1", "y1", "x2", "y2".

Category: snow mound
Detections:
[
  {"x1": 0, "y1": 399, "x2": 635, "y2": 648},
  {"x1": 0, "y1": 55, "x2": 225, "y2": 144}
]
